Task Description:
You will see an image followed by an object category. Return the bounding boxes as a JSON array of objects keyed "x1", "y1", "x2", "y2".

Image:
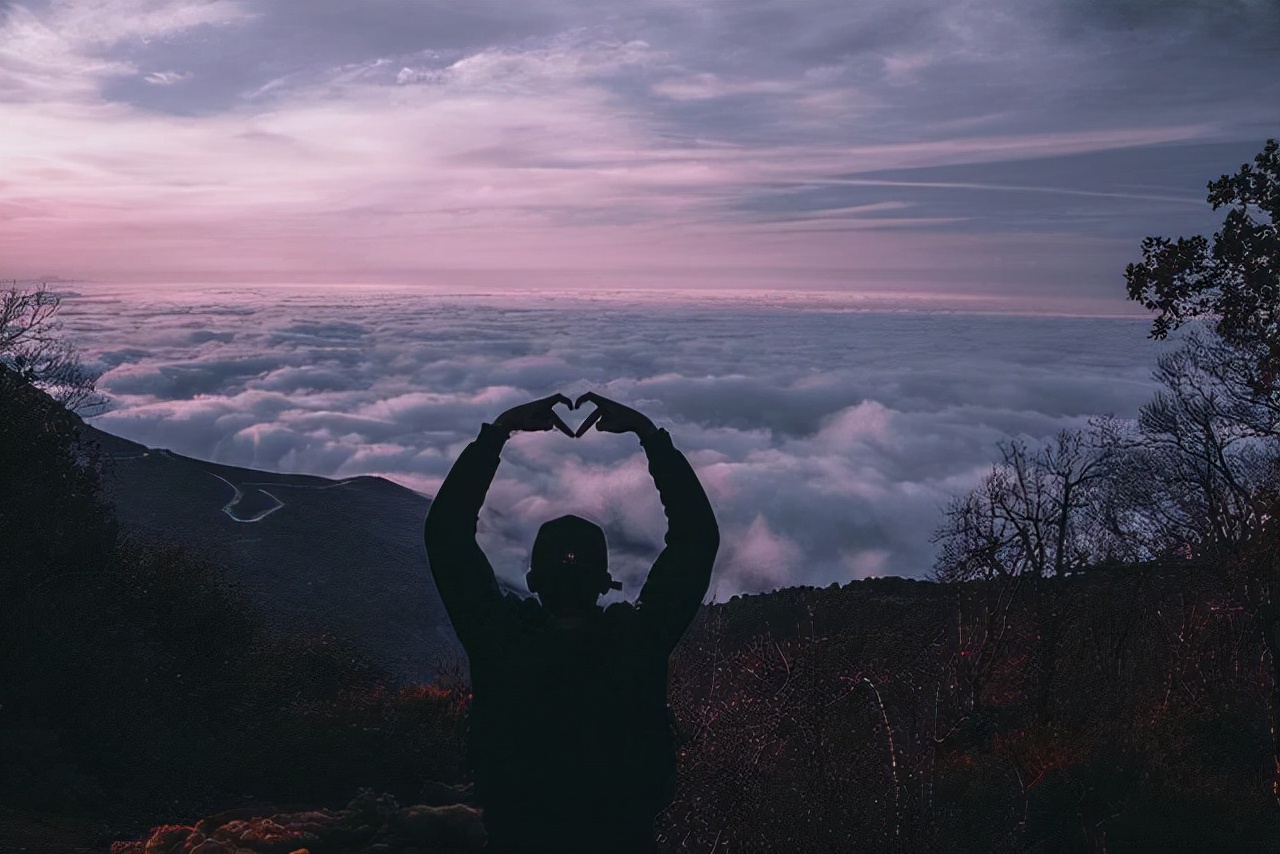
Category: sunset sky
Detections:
[{"x1": 4, "y1": 0, "x2": 1278, "y2": 302}]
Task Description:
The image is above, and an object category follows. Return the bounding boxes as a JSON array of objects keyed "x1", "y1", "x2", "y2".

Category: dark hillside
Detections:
[
  {"x1": 663, "y1": 568, "x2": 1277, "y2": 852},
  {"x1": 83, "y1": 423, "x2": 462, "y2": 683},
  {"x1": 2, "y1": 369, "x2": 471, "y2": 851}
]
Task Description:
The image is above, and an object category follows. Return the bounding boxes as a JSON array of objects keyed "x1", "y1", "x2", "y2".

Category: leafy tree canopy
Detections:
[{"x1": 1125, "y1": 139, "x2": 1279, "y2": 388}]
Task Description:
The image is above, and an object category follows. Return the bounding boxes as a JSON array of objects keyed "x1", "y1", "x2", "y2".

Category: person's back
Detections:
[
  {"x1": 425, "y1": 393, "x2": 719, "y2": 854},
  {"x1": 467, "y1": 598, "x2": 676, "y2": 851}
]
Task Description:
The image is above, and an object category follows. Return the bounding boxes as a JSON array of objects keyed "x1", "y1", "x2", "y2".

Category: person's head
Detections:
[{"x1": 526, "y1": 515, "x2": 621, "y2": 615}]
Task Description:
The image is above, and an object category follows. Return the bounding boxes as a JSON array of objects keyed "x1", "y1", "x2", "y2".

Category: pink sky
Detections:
[{"x1": 3, "y1": 0, "x2": 1276, "y2": 303}]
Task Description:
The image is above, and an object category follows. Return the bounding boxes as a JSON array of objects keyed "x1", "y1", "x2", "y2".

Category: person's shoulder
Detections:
[
  {"x1": 604, "y1": 601, "x2": 674, "y2": 654},
  {"x1": 477, "y1": 593, "x2": 539, "y2": 629},
  {"x1": 509, "y1": 593, "x2": 544, "y2": 616},
  {"x1": 603, "y1": 601, "x2": 641, "y2": 633},
  {"x1": 469, "y1": 594, "x2": 546, "y2": 659}
]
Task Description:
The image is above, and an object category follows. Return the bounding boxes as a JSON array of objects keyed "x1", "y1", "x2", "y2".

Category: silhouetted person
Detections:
[{"x1": 425, "y1": 392, "x2": 719, "y2": 853}]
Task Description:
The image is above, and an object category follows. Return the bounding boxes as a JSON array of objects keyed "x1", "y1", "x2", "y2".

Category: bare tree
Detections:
[
  {"x1": 933, "y1": 421, "x2": 1121, "y2": 583},
  {"x1": 1112, "y1": 331, "x2": 1278, "y2": 561},
  {"x1": 933, "y1": 423, "x2": 1128, "y2": 725},
  {"x1": 0, "y1": 283, "x2": 104, "y2": 414}
]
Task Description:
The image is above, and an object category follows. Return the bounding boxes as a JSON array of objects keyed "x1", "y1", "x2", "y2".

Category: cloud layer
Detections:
[{"x1": 61, "y1": 285, "x2": 1176, "y2": 599}]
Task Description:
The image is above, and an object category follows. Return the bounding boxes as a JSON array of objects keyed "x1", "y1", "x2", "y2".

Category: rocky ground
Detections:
[{"x1": 108, "y1": 791, "x2": 486, "y2": 854}]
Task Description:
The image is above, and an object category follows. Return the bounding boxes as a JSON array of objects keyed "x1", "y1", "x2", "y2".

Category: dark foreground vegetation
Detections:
[
  {"x1": 3, "y1": 362, "x2": 1277, "y2": 852},
  {"x1": 1, "y1": 364, "x2": 474, "y2": 849},
  {"x1": 668, "y1": 565, "x2": 1277, "y2": 853}
]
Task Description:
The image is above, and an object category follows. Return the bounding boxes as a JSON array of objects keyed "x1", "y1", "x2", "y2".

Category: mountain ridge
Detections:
[{"x1": 84, "y1": 422, "x2": 464, "y2": 684}]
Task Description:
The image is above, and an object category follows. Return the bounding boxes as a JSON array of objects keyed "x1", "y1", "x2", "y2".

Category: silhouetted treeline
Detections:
[{"x1": 664, "y1": 571, "x2": 1277, "y2": 853}]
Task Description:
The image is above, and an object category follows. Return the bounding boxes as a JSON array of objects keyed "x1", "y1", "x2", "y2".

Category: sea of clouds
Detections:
[{"x1": 58, "y1": 285, "x2": 1173, "y2": 601}]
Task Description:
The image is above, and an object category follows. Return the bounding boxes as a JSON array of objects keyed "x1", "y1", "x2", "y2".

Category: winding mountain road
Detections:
[{"x1": 207, "y1": 472, "x2": 357, "y2": 523}]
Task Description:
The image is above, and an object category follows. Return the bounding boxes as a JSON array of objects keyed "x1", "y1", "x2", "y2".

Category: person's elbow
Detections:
[
  {"x1": 674, "y1": 509, "x2": 719, "y2": 553},
  {"x1": 695, "y1": 518, "x2": 720, "y2": 569},
  {"x1": 706, "y1": 518, "x2": 720, "y2": 558}
]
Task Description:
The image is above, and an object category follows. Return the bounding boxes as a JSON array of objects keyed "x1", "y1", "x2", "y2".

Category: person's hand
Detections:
[
  {"x1": 493, "y1": 394, "x2": 575, "y2": 437},
  {"x1": 573, "y1": 392, "x2": 658, "y2": 439}
]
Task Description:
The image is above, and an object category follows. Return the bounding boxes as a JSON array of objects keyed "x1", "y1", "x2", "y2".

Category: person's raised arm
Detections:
[
  {"x1": 575, "y1": 392, "x2": 719, "y2": 652},
  {"x1": 425, "y1": 394, "x2": 574, "y2": 646}
]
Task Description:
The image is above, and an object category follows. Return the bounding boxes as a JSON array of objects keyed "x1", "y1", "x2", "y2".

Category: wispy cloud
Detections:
[
  {"x1": 143, "y1": 70, "x2": 191, "y2": 85},
  {"x1": 770, "y1": 178, "x2": 1205, "y2": 206},
  {"x1": 0, "y1": 0, "x2": 248, "y2": 100}
]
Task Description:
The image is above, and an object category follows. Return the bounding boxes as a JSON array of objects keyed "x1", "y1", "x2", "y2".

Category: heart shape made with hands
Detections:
[{"x1": 553, "y1": 399, "x2": 601, "y2": 437}]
